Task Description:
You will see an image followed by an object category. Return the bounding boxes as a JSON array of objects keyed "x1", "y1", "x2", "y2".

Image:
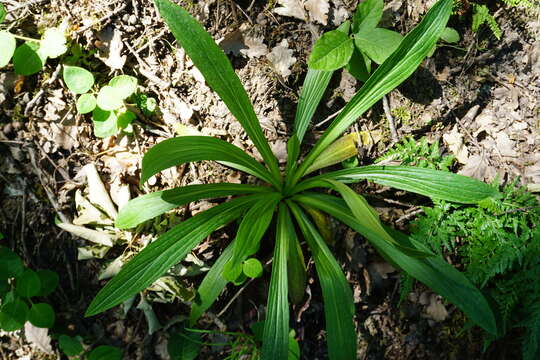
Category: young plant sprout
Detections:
[{"x1": 85, "y1": 0, "x2": 499, "y2": 358}]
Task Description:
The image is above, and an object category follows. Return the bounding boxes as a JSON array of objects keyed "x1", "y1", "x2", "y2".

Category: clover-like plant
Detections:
[
  {"x1": 85, "y1": 0, "x2": 498, "y2": 358},
  {"x1": 62, "y1": 66, "x2": 139, "y2": 138},
  {"x1": 0, "y1": 4, "x2": 67, "y2": 75},
  {"x1": 0, "y1": 245, "x2": 59, "y2": 331},
  {"x1": 308, "y1": 0, "x2": 459, "y2": 80}
]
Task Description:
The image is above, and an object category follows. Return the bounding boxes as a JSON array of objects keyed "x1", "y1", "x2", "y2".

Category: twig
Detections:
[
  {"x1": 396, "y1": 208, "x2": 424, "y2": 224},
  {"x1": 217, "y1": 277, "x2": 256, "y2": 318},
  {"x1": 7, "y1": 0, "x2": 47, "y2": 12},
  {"x1": 75, "y1": 2, "x2": 126, "y2": 34},
  {"x1": 24, "y1": 63, "x2": 62, "y2": 116},
  {"x1": 27, "y1": 147, "x2": 70, "y2": 223},
  {"x1": 125, "y1": 41, "x2": 171, "y2": 88},
  {"x1": 314, "y1": 109, "x2": 341, "y2": 128},
  {"x1": 383, "y1": 95, "x2": 398, "y2": 142}
]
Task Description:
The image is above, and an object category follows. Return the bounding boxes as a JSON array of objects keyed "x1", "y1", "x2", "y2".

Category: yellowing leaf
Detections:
[{"x1": 306, "y1": 133, "x2": 359, "y2": 174}]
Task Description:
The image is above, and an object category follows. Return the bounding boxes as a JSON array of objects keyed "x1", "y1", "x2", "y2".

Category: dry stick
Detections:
[
  {"x1": 75, "y1": 2, "x2": 126, "y2": 34},
  {"x1": 27, "y1": 147, "x2": 70, "y2": 223},
  {"x1": 383, "y1": 94, "x2": 398, "y2": 142},
  {"x1": 7, "y1": 0, "x2": 48, "y2": 12},
  {"x1": 217, "y1": 257, "x2": 274, "y2": 318},
  {"x1": 125, "y1": 41, "x2": 171, "y2": 88},
  {"x1": 24, "y1": 63, "x2": 62, "y2": 116}
]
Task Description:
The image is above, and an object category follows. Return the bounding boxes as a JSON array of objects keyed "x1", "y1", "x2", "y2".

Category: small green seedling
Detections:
[
  {"x1": 0, "y1": 245, "x2": 59, "y2": 331},
  {"x1": 63, "y1": 66, "x2": 139, "y2": 138},
  {"x1": 84, "y1": 1, "x2": 499, "y2": 359},
  {"x1": 0, "y1": 6, "x2": 67, "y2": 75},
  {"x1": 308, "y1": 0, "x2": 459, "y2": 80}
]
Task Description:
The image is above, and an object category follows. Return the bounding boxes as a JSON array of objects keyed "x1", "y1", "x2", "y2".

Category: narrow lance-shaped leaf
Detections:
[
  {"x1": 190, "y1": 242, "x2": 234, "y2": 324},
  {"x1": 287, "y1": 21, "x2": 351, "y2": 176},
  {"x1": 116, "y1": 183, "x2": 273, "y2": 229},
  {"x1": 352, "y1": 0, "x2": 384, "y2": 33},
  {"x1": 322, "y1": 180, "x2": 431, "y2": 257},
  {"x1": 154, "y1": 0, "x2": 280, "y2": 180},
  {"x1": 140, "y1": 136, "x2": 279, "y2": 187},
  {"x1": 308, "y1": 30, "x2": 354, "y2": 71},
  {"x1": 262, "y1": 204, "x2": 291, "y2": 360},
  {"x1": 223, "y1": 193, "x2": 281, "y2": 281},
  {"x1": 86, "y1": 194, "x2": 265, "y2": 316},
  {"x1": 292, "y1": 0, "x2": 453, "y2": 185},
  {"x1": 294, "y1": 193, "x2": 498, "y2": 335},
  {"x1": 294, "y1": 165, "x2": 499, "y2": 204},
  {"x1": 288, "y1": 201, "x2": 356, "y2": 360},
  {"x1": 287, "y1": 226, "x2": 306, "y2": 305}
]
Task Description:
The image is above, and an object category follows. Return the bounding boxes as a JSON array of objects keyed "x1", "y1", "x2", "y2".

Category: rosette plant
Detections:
[{"x1": 85, "y1": 0, "x2": 498, "y2": 358}]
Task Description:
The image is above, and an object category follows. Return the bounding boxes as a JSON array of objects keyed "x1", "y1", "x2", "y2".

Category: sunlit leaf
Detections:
[
  {"x1": 308, "y1": 30, "x2": 354, "y2": 71},
  {"x1": 293, "y1": 0, "x2": 453, "y2": 183},
  {"x1": 109, "y1": 75, "x2": 138, "y2": 99},
  {"x1": 39, "y1": 28, "x2": 67, "y2": 59},
  {"x1": 63, "y1": 65, "x2": 94, "y2": 94},
  {"x1": 76, "y1": 93, "x2": 97, "y2": 114},
  {"x1": 140, "y1": 136, "x2": 278, "y2": 187},
  {"x1": 97, "y1": 86, "x2": 124, "y2": 111},
  {"x1": 354, "y1": 28, "x2": 403, "y2": 64},
  {"x1": 0, "y1": 31, "x2": 15, "y2": 67},
  {"x1": 352, "y1": 0, "x2": 383, "y2": 33},
  {"x1": 86, "y1": 195, "x2": 262, "y2": 316},
  {"x1": 294, "y1": 193, "x2": 498, "y2": 335},
  {"x1": 13, "y1": 42, "x2": 44, "y2": 75},
  {"x1": 289, "y1": 202, "x2": 356, "y2": 359},
  {"x1": 261, "y1": 204, "x2": 290, "y2": 360},
  {"x1": 155, "y1": 0, "x2": 280, "y2": 179}
]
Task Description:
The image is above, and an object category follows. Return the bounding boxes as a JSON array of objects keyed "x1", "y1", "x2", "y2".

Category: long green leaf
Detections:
[
  {"x1": 140, "y1": 136, "x2": 278, "y2": 187},
  {"x1": 116, "y1": 183, "x2": 272, "y2": 229},
  {"x1": 189, "y1": 242, "x2": 234, "y2": 325},
  {"x1": 154, "y1": 0, "x2": 280, "y2": 180},
  {"x1": 294, "y1": 165, "x2": 499, "y2": 204},
  {"x1": 287, "y1": 232, "x2": 306, "y2": 305},
  {"x1": 224, "y1": 193, "x2": 281, "y2": 281},
  {"x1": 294, "y1": 69, "x2": 333, "y2": 143},
  {"x1": 85, "y1": 195, "x2": 263, "y2": 317},
  {"x1": 323, "y1": 180, "x2": 430, "y2": 257},
  {"x1": 262, "y1": 204, "x2": 290, "y2": 360},
  {"x1": 292, "y1": 0, "x2": 452, "y2": 184},
  {"x1": 288, "y1": 202, "x2": 356, "y2": 360},
  {"x1": 294, "y1": 193, "x2": 498, "y2": 335}
]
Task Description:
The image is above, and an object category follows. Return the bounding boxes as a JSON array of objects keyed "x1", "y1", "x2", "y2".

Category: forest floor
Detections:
[{"x1": 0, "y1": 0, "x2": 539, "y2": 359}]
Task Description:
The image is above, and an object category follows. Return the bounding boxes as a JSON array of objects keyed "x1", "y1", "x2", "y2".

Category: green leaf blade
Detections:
[
  {"x1": 13, "y1": 42, "x2": 44, "y2": 75},
  {"x1": 0, "y1": 31, "x2": 16, "y2": 67},
  {"x1": 352, "y1": 0, "x2": 384, "y2": 33},
  {"x1": 295, "y1": 193, "x2": 498, "y2": 335},
  {"x1": 354, "y1": 28, "x2": 403, "y2": 65},
  {"x1": 294, "y1": 0, "x2": 453, "y2": 183},
  {"x1": 308, "y1": 30, "x2": 354, "y2": 71},
  {"x1": 0, "y1": 298, "x2": 29, "y2": 331},
  {"x1": 189, "y1": 242, "x2": 234, "y2": 324},
  {"x1": 140, "y1": 136, "x2": 278, "y2": 187},
  {"x1": 261, "y1": 204, "x2": 290, "y2": 360},
  {"x1": 109, "y1": 75, "x2": 138, "y2": 99},
  {"x1": 117, "y1": 183, "x2": 271, "y2": 229},
  {"x1": 299, "y1": 165, "x2": 499, "y2": 204},
  {"x1": 77, "y1": 93, "x2": 97, "y2": 114},
  {"x1": 154, "y1": 0, "x2": 280, "y2": 179},
  {"x1": 28, "y1": 303, "x2": 55, "y2": 328},
  {"x1": 97, "y1": 86, "x2": 124, "y2": 111},
  {"x1": 92, "y1": 107, "x2": 118, "y2": 138},
  {"x1": 86, "y1": 195, "x2": 262, "y2": 317},
  {"x1": 289, "y1": 202, "x2": 357, "y2": 359},
  {"x1": 224, "y1": 194, "x2": 280, "y2": 281},
  {"x1": 63, "y1": 65, "x2": 95, "y2": 94}
]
